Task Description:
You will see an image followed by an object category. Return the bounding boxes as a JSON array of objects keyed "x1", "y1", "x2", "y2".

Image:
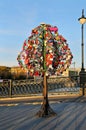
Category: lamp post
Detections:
[{"x1": 78, "y1": 9, "x2": 86, "y2": 95}]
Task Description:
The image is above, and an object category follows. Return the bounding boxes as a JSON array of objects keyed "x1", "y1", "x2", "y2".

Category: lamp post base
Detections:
[
  {"x1": 79, "y1": 69, "x2": 86, "y2": 95},
  {"x1": 79, "y1": 69, "x2": 86, "y2": 85}
]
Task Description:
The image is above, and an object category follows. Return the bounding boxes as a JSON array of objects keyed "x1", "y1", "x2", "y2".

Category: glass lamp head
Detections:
[{"x1": 78, "y1": 9, "x2": 86, "y2": 24}]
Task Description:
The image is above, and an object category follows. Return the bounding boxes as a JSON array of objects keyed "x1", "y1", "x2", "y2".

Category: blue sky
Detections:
[{"x1": 0, "y1": 0, "x2": 86, "y2": 68}]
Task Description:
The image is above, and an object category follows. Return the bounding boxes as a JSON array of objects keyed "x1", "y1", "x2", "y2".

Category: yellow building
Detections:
[
  {"x1": 0, "y1": 66, "x2": 11, "y2": 79},
  {"x1": 11, "y1": 66, "x2": 27, "y2": 79}
]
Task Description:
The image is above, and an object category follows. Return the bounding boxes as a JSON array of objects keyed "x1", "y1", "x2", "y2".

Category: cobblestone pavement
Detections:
[{"x1": 0, "y1": 96, "x2": 86, "y2": 130}]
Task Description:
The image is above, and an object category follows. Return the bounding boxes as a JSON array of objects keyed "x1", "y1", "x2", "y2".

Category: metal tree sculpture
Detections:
[{"x1": 17, "y1": 23, "x2": 73, "y2": 117}]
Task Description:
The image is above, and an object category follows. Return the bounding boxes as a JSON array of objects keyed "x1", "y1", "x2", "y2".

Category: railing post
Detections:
[{"x1": 9, "y1": 80, "x2": 12, "y2": 98}]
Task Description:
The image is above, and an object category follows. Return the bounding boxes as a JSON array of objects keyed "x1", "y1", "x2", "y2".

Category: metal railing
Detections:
[{"x1": 0, "y1": 76, "x2": 82, "y2": 98}]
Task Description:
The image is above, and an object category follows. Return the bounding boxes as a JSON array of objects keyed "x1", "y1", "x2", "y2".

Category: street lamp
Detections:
[{"x1": 78, "y1": 9, "x2": 86, "y2": 95}]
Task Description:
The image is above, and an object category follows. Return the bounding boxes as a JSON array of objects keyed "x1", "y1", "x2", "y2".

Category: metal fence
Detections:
[{"x1": 0, "y1": 76, "x2": 83, "y2": 98}]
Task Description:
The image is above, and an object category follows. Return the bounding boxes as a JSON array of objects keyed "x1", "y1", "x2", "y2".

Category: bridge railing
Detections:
[{"x1": 0, "y1": 76, "x2": 83, "y2": 98}]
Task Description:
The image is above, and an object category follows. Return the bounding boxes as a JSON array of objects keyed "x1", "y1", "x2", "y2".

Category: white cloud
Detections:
[
  {"x1": 0, "y1": 47, "x2": 18, "y2": 54},
  {"x1": 0, "y1": 29, "x2": 26, "y2": 36}
]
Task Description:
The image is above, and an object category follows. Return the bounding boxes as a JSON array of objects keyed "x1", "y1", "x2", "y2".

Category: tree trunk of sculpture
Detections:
[{"x1": 36, "y1": 73, "x2": 56, "y2": 117}]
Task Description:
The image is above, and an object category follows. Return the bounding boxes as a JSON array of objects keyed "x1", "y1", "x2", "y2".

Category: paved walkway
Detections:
[{"x1": 0, "y1": 96, "x2": 86, "y2": 130}]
